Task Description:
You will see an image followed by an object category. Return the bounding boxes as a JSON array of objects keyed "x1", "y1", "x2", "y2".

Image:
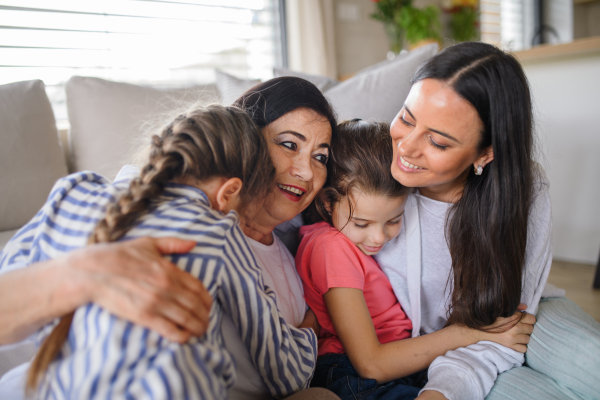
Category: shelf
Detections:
[{"x1": 514, "y1": 36, "x2": 600, "y2": 63}]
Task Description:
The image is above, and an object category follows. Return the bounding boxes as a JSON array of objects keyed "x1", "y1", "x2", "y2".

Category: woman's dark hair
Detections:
[
  {"x1": 412, "y1": 41, "x2": 535, "y2": 329},
  {"x1": 315, "y1": 119, "x2": 411, "y2": 227},
  {"x1": 26, "y1": 104, "x2": 275, "y2": 392},
  {"x1": 233, "y1": 76, "x2": 337, "y2": 137}
]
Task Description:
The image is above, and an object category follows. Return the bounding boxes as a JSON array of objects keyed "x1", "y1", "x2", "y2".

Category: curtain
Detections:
[{"x1": 286, "y1": 0, "x2": 337, "y2": 79}]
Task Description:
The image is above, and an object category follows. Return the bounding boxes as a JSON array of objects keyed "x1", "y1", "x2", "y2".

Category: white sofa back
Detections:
[
  {"x1": 66, "y1": 77, "x2": 219, "y2": 180},
  {"x1": 0, "y1": 80, "x2": 69, "y2": 233}
]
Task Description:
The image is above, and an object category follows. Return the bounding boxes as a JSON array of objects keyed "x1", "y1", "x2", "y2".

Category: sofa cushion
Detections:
[
  {"x1": 0, "y1": 80, "x2": 69, "y2": 232},
  {"x1": 325, "y1": 43, "x2": 439, "y2": 123},
  {"x1": 0, "y1": 229, "x2": 20, "y2": 252},
  {"x1": 66, "y1": 76, "x2": 219, "y2": 180},
  {"x1": 215, "y1": 70, "x2": 260, "y2": 106},
  {"x1": 273, "y1": 68, "x2": 340, "y2": 92}
]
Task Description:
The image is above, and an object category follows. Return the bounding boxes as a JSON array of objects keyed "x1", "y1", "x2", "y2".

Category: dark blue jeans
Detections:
[{"x1": 311, "y1": 353, "x2": 428, "y2": 400}]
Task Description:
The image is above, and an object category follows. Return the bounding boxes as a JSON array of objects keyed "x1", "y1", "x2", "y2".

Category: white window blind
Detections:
[
  {"x1": 481, "y1": 0, "x2": 573, "y2": 52},
  {"x1": 0, "y1": 0, "x2": 284, "y2": 124},
  {"x1": 481, "y1": 0, "x2": 525, "y2": 51}
]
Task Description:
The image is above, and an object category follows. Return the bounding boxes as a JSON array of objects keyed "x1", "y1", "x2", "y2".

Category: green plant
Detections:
[
  {"x1": 449, "y1": 5, "x2": 479, "y2": 42},
  {"x1": 398, "y1": 5, "x2": 442, "y2": 46},
  {"x1": 370, "y1": 0, "x2": 412, "y2": 25},
  {"x1": 370, "y1": 0, "x2": 412, "y2": 53}
]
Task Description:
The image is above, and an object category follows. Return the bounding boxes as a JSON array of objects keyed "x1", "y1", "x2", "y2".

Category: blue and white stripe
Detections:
[{"x1": 0, "y1": 171, "x2": 317, "y2": 399}]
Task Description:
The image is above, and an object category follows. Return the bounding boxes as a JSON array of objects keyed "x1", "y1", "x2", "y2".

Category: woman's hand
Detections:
[
  {"x1": 0, "y1": 237, "x2": 212, "y2": 344},
  {"x1": 71, "y1": 237, "x2": 213, "y2": 343},
  {"x1": 475, "y1": 309, "x2": 536, "y2": 353},
  {"x1": 299, "y1": 308, "x2": 320, "y2": 337}
]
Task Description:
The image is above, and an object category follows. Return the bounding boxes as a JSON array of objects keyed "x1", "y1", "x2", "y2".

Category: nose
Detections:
[
  {"x1": 391, "y1": 116, "x2": 421, "y2": 158},
  {"x1": 396, "y1": 127, "x2": 421, "y2": 158},
  {"x1": 290, "y1": 152, "x2": 314, "y2": 182},
  {"x1": 371, "y1": 228, "x2": 386, "y2": 246}
]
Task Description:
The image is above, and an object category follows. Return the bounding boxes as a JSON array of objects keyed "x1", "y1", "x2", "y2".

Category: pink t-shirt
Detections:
[{"x1": 296, "y1": 222, "x2": 412, "y2": 356}]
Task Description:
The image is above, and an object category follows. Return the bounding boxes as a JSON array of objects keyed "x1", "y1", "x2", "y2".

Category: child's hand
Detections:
[
  {"x1": 478, "y1": 311, "x2": 536, "y2": 353},
  {"x1": 299, "y1": 308, "x2": 321, "y2": 337}
]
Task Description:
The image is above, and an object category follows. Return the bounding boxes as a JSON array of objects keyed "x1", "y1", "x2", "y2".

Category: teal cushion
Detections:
[
  {"x1": 487, "y1": 365, "x2": 581, "y2": 400},
  {"x1": 487, "y1": 297, "x2": 600, "y2": 400}
]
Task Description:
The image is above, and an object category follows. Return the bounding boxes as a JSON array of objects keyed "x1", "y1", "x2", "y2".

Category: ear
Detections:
[
  {"x1": 473, "y1": 145, "x2": 494, "y2": 170},
  {"x1": 215, "y1": 177, "x2": 243, "y2": 213}
]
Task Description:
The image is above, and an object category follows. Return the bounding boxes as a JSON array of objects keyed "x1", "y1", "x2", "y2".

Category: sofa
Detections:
[{"x1": 1, "y1": 43, "x2": 599, "y2": 399}]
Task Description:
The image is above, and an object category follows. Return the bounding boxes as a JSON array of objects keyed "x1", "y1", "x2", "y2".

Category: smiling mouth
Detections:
[
  {"x1": 400, "y1": 156, "x2": 424, "y2": 170},
  {"x1": 277, "y1": 184, "x2": 306, "y2": 197},
  {"x1": 362, "y1": 244, "x2": 383, "y2": 253}
]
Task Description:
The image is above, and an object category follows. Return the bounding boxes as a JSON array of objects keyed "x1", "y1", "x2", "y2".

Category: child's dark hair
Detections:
[
  {"x1": 314, "y1": 119, "x2": 411, "y2": 226},
  {"x1": 26, "y1": 104, "x2": 275, "y2": 391}
]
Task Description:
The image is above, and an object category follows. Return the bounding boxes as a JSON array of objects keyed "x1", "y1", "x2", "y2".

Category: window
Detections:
[
  {"x1": 0, "y1": 0, "x2": 284, "y2": 126},
  {"x1": 480, "y1": 0, "x2": 573, "y2": 52}
]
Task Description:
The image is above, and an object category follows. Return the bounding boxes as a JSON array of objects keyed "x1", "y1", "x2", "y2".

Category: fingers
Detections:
[
  {"x1": 518, "y1": 303, "x2": 528, "y2": 311},
  {"x1": 516, "y1": 333, "x2": 531, "y2": 345},
  {"x1": 516, "y1": 322, "x2": 534, "y2": 335},
  {"x1": 136, "y1": 312, "x2": 192, "y2": 344},
  {"x1": 511, "y1": 343, "x2": 528, "y2": 354},
  {"x1": 520, "y1": 312, "x2": 536, "y2": 325},
  {"x1": 147, "y1": 237, "x2": 196, "y2": 255},
  {"x1": 175, "y1": 265, "x2": 213, "y2": 310},
  {"x1": 82, "y1": 238, "x2": 214, "y2": 342}
]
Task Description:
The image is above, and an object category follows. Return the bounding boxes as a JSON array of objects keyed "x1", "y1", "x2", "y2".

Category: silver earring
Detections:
[{"x1": 475, "y1": 165, "x2": 483, "y2": 175}]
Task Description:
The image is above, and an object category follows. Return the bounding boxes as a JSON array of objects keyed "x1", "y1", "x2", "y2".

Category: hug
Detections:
[{"x1": 0, "y1": 42, "x2": 598, "y2": 400}]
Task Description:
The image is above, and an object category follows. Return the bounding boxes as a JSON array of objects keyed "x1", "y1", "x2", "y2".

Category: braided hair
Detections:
[{"x1": 26, "y1": 104, "x2": 275, "y2": 391}]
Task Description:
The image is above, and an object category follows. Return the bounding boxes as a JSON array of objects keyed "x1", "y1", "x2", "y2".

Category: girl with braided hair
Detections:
[{"x1": 0, "y1": 104, "x2": 320, "y2": 399}]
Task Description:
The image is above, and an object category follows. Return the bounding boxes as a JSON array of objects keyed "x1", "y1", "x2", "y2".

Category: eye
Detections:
[
  {"x1": 354, "y1": 223, "x2": 369, "y2": 229},
  {"x1": 280, "y1": 141, "x2": 297, "y2": 151},
  {"x1": 400, "y1": 111, "x2": 414, "y2": 127},
  {"x1": 387, "y1": 219, "x2": 402, "y2": 226},
  {"x1": 314, "y1": 153, "x2": 328, "y2": 165},
  {"x1": 400, "y1": 116, "x2": 413, "y2": 127},
  {"x1": 428, "y1": 136, "x2": 448, "y2": 151}
]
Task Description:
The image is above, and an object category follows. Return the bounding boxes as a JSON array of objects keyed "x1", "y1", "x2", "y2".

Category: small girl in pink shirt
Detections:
[{"x1": 295, "y1": 119, "x2": 535, "y2": 400}]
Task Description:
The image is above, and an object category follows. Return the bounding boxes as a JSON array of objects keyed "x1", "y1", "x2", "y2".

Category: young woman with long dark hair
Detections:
[{"x1": 374, "y1": 42, "x2": 552, "y2": 400}]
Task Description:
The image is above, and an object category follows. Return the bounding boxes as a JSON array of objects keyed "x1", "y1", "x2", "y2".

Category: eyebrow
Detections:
[
  {"x1": 403, "y1": 105, "x2": 460, "y2": 144},
  {"x1": 279, "y1": 131, "x2": 330, "y2": 150},
  {"x1": 351, "y1": 211, "x2": 405, "y2": 223}
]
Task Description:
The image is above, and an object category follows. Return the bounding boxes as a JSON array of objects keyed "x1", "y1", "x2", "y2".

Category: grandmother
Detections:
[{"x1": 0, "y1": 76, "x2": 339, "y2": 400}]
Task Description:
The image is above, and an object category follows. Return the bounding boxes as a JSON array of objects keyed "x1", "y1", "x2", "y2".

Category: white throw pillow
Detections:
[
  {"x1": 215, "y1": 70, "x2": 260, "y2": 106},
  {"x1": 66, "y1": 76, "x2": 219, "y2": 180},
  {"x1": 325, "y1": 43, "x2": 439, "y2": 123},
  {"x1": 273, "y1": 68, "x2": 340, "y2": 92},
  {"x1": 0, "y1": 80, "x2": 69, "y2": 232}
]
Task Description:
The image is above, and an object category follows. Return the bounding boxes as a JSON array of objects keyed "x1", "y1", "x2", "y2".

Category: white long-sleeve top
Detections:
[{"x1": 374, "y1": 175, "x2": 553, "y2": 400}]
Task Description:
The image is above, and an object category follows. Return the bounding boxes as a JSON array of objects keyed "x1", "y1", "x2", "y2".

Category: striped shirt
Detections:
[{"x1": 0, "y1": 172, "x2": 317, "y2": 400}]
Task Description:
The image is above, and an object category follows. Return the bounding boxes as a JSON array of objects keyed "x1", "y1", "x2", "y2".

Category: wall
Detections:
[
  {"x1": 574, "y1": 0, "x2": 600, "y2": 39},
  {"x1": 332, "y1": 0, "x2": 442, "y2": 77},
  {"x1": 332, "y1": 0, "x2": 389, "y2": 77},
  {"x1": 522, "y1": 53, "x2": 600, "y2": 264}
]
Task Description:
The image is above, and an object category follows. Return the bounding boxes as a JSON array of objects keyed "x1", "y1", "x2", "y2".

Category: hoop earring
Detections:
[{"x1": 474, "y1": 165, "x2": 483, "y2": 175}]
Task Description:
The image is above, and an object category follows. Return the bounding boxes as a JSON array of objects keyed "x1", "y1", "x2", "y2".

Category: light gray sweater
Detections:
[{"x1": 374, "y1": 176, "x2": 553, "y2": 400}]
